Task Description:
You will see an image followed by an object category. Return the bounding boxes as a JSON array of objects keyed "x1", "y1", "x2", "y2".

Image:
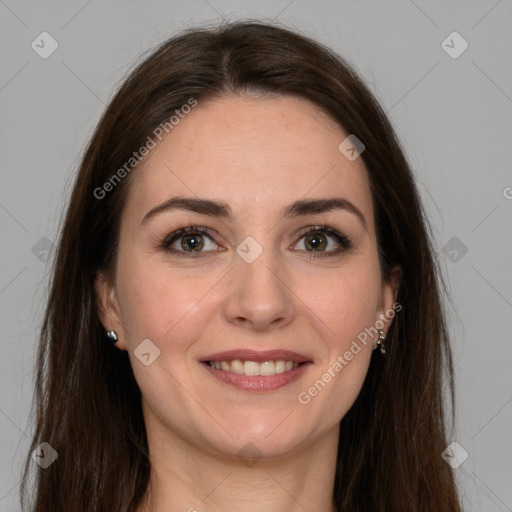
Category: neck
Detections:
[{"x1": 137, "y1": 416, "x2": 340, "y2": 512}]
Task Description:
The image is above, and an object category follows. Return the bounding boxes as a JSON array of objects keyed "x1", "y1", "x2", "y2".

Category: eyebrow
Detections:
[{"x1": 140, "y1": 196, "x2": 367, "y2": 229}]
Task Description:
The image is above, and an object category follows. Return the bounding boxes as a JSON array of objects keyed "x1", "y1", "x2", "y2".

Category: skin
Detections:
[{"x1": 95, "y1": 94, "x2": 400, "y2": 512}]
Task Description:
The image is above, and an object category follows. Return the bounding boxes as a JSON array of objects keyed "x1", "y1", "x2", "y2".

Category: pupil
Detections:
[
  {"x1": 184, "y1": 235, "x2": 202, "y2": 251},
  {"x1": 308, "y1": 234, "x2": 325, "y2": 251}
]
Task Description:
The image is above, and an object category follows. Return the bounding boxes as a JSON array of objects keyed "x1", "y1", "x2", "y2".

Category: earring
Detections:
[
  {"x1": 376, "y1": 329, "x2": 386, "y2": 355},
  {"x1": 106, "y1": 330, "x2": 118, "y2": 344}
]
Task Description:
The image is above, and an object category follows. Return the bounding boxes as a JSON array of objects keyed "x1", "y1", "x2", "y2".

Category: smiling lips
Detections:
[
  {"x1": 208, "y1": 359, "x2": 299, "y2": 376},
  {"x1": 200, "y1": 349, "x2": 312, "y2": 391}
]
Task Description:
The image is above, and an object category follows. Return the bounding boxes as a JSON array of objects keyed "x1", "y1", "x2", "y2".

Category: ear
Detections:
[
  {"x1": 381, "y1": 265, "x2": 402, "y2": 314},
  {"x1": 373, "y1": 264, "x2": 402, "y2": 348},
  {"x1": 94, "y1": 271, "x2": 127, "y2": 351}
]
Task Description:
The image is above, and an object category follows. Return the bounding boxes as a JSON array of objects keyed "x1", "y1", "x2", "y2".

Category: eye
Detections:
[
  {"x1": 159, "y1": 222, "x2": 352, "y2": 259},
  {"x1": 160, "y1": 224, "x2": 220, "y2": 257},
  {"x1": 292, "y1": 223, "x2": 352, "y2": 259}
]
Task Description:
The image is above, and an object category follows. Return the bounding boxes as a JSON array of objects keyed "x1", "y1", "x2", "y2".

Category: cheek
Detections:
[
  {"x1": 312, "y1": 262, "x2": 382, "y2": 345},
  {"x1": 295, "y1": 267, "x2": 380, "y2": 424},
  {"x1": 115, "y1": 251, "x2": 215, "y2": 350}
]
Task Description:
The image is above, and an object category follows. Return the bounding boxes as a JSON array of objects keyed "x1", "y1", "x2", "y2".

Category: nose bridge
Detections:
[
  {"x1": 224, "y1": 233, "x2": 295, "y2": 329},
  {"x1": 235, "y1": 233, "x2": 285, "y2": 298}
]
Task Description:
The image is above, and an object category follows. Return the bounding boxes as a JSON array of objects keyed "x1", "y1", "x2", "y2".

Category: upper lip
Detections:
[{"x1": 199, "y1": 349, "x2": 311, "y2": 364}]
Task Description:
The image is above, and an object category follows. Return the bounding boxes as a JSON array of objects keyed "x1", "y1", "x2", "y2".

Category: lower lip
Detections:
[{"x1": 201, "y1": 362, "x2": 312, "y2": 391}]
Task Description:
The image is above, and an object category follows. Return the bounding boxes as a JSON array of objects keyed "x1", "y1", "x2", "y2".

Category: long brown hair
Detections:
[{"x1": 21, "y1": 20, "x2": 463, "y2": 511}]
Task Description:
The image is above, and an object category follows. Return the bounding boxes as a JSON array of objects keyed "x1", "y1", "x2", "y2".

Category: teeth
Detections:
[
  {"x1": 231, "y1": 360, "x2": 244, "y2": 374},
  {"x1": 275, "y1": 360, "x2": 285, "y2": 374},
  {"x1": 259, "y1": 361, "x2": 275, "y2": 376},
  {"x1": 208, "y1": 359, "x2": 300, "y2": 376},
  {"x1": 244, "y1": 361, "x2": 260, "y2": 376}
]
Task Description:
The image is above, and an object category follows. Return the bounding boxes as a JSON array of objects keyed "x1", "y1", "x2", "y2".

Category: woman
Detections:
[{"x1": 21, "y1": 20, "x2": 464, "y2": 511}]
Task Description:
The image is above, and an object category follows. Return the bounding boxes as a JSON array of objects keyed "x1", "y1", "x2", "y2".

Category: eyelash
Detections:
[{"x1": 159, "y1": 222, "x2": 352, "y2": 259}]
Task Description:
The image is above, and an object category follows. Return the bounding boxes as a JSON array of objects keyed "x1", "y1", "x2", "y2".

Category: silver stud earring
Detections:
[
  {"x1": 106, "y1": 330, "x2": 118, "y2": 344},
  {"x1": 376, "y1": 329, "x2": 386, "y2": 355}
]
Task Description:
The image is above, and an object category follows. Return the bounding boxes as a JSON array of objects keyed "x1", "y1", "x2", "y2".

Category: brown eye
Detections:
[
  {"x1": 304, "y1": 232, "x2": 328, "y2": 251},
  {"x1": 293, "y1": 224, "x2": 352, "y2": 259},
  {"x1": 179, "y1": 233, "x2": 205, "y2": 252},
  {"x1": 160, "y1": 223, "x2": 351, "y2": 259},
  {"x1": 161, "y1": 225, "x2": 219, "y2": 256}
]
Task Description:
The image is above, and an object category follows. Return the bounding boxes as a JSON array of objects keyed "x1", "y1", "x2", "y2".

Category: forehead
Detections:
[{"x1": 125, "y1": 94, "x2": 373, "y2": 227}]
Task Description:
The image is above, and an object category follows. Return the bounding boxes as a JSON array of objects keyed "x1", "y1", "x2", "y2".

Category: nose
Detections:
[{"x1": 222, "y1": 243, "x2": 296, "y2": 332}]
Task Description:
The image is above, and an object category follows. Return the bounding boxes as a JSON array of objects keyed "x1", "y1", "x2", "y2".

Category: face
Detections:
[{"x1": 96, "y1": 94, "x2": 399, "y2": 459}]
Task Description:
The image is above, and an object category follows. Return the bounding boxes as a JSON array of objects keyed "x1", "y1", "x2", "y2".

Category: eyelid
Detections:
[
  {"x1": 160, "y1": 222, "x2": 352, "y2": 257},
  {"x1": 161, "y1": 224, "x2": 218, "y2": 246},
  {"x1": 294, "y1": 223, "x2": 351, "y2": 246}
]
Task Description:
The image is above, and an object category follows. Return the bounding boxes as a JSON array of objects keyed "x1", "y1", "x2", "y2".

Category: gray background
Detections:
[{"x1": 1, "y1": 1, "x2": 511, "y2": 510}]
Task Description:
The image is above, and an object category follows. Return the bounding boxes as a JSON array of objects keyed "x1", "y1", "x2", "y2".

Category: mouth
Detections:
[
  {"x1": 205, "y1": 359, "x2": 303, "y2": 376},
  {"x1": 199, "y1": 349, "x2": 313, "y2": 391}
]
